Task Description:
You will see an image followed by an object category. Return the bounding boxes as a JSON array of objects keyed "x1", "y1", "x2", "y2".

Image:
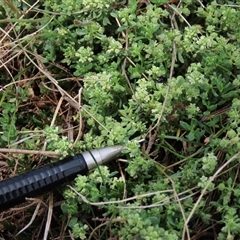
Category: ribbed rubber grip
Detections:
[{"x1": 0, "y1": 154, "x2": 88, "y2": 212}]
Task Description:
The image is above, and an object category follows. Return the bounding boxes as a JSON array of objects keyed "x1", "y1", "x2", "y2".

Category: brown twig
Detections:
[
  {"x1": 144, "y1": 125, "x2": 160, "y2": 154},
  {"x1": 43, "y1": 193, "x2": 53, "y2": 240},
  {"x1": 73, "y1": 87, "x2": 84, "y2": 147},
  {"x1": 0, "y1": 148, "x2": 60, "y2": 157}
]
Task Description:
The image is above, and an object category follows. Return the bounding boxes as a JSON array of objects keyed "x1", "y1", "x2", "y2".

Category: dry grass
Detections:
[{"x1": 0, "y1": 1, "x2": 85, "y2": 239}]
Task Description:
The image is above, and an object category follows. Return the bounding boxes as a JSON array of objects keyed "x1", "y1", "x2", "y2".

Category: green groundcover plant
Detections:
[{"x1": 1, "y1": 0, "x2": 240, "y2": 239}]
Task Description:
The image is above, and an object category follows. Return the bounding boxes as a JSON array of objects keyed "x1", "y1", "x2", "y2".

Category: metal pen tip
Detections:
[
  {"x1": 82, "y1": 140, "x2": 144, "y2": 171},
  {"x1": 82, "y1": 145, "x2": 124, "y2": 171}
]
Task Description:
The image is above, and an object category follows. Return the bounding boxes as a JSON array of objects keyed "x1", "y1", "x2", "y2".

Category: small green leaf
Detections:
[
  {"x1": 180, "y1": 121, "x2": 191, "y2": 131},
  {"x1": 195, "y1": 129, "x2": 205, "y2": 141},
  {"x1": 148, "y1": 215, "x2": 160, "y2": 226},
  {"x1": 129, "y1": 0, "x2": 137, "y2": 13},
  {"x1": 103, "y1": 16, "x2": 110, "y2": 26},
  {"x1": 187, "y1": 132, "x2": 195, "y2": 141},
  {"x1": 116, "y1": 24, "x2": 128, "y2": 33},
  {"x1": 69, "y1": 217, "x2": 78, "y2": 228},
  {"x1": 110, "y1": 12, "x2": 117, "y2": 18},
  {"x1": 178, "y1": 51, "x2": 184, "y2": 63}
]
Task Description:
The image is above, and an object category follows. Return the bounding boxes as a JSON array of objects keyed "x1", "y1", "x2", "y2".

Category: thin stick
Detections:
[
  {"x1": 0, "y1": 75, "x2": 48, "y2": 92},
  {"x1": 51, "y1": 96, "x2": 64, "y2": 127},
  {"x1": 43, "y1": 193, "x2": 53, "y2": 240},
  {"x1": 197, "y1": 0, "x2": 205, "y2": 8},
  {"x1": 182, "y1": 151, "x2": 240, "y2": 239},
  {"x1": 16, "y1": 201, "x2": 41, "y2": 236},
  {"x1": 68, "y1": 185, "x2": 174, "y2": 206},
  {"x1": 73, "y1": 87, "x2": 83, "y2": 147},
  {"x1": 0, "y1": 148, "x2": 59, "y2": 157},
  {"x1": 8, "y1": 134, "x2": 43, "y2": 148},
  {"x1": 68, "y1": 184, "x2": 198, "y2": 209},
  {"x1": 161, "y1": 168, "x2": 190, "y2": 239},
  {"x1": 167, "y1": 4, "x2": 191, "y2": 27},
  {"x1": 118, "y1": 161, "x2": 127, "y2": 200}
]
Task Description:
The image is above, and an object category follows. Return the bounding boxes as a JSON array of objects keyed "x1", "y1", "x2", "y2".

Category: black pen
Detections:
[{"x1": 0, "y1": 145, "x2": 123, "y2": 212}]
